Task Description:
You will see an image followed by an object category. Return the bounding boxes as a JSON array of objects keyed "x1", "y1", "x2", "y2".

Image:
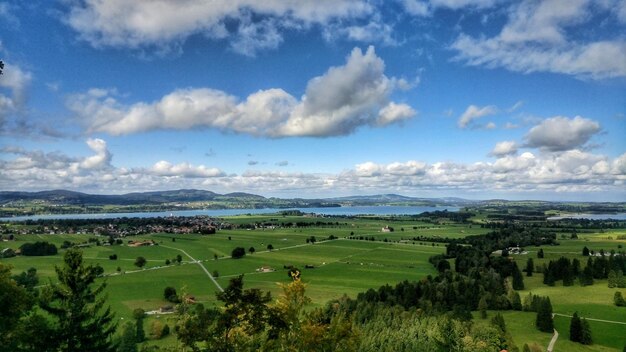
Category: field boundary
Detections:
[{"x1": 553, "y1": 313, "x2": 626, "y2": 325}]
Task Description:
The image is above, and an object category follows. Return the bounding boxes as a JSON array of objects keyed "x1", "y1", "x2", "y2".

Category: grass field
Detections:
[{"x1": 2, "y1": 214, "x2": 625, "y2": 350}]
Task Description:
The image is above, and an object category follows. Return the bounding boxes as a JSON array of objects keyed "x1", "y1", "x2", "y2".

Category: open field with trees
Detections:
[{"x1": 2, "y1": 209, "x2": 626, "y2": 351}]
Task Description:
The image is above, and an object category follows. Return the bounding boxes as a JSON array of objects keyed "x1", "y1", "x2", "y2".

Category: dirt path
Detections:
[
  {"x1": 547, "y1": 329, "x2": 559, "y2": 352},
  {"x1": 553, "y1": 313, "x2": 626, "y2": 325},
  {"x1": 161, "y1": 245, "x2": 224, "y2": 292}
]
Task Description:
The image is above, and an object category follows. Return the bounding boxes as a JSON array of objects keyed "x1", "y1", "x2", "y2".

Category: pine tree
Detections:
[
  {"x1": 116, "y1": 322, "x2": 137, "y2": 352},
  {"x1": 580, "y1": 265, "x2": 594, "y2": 286},
  {"x1": 614, "y1": 291, "x2": 626, "y2": 307},
  {"x1": 525, "y1": 258, "x2": 534, "y2": 277},
  {"x1": 537, "y1": 249, "x2": 544, "y2": 258},
  {"x1": 569, "y1": 312, "x2": 582, "y2": 342},
  {"x1": 582, "y1": 246, "x2": 590, "y2": 256},
  {"x1": 478, "y1": 295, "x2": 488, "y2": 319},
  {"x1": 609, "y1": 270, "x2": 618, "y2": 288},
  {"x1": 512, "y1": 262, "x2": 525, "y2": 290},
  {"x1": 491, "y1": 312, "x2": 506, "y2": 332},
  {"x1": 580, "y1": 318, "x2": 593, "y2": 345},
  {"x1": 40, "y1": 248, "x2": 117, "y2": 352},
  {"x1": 535, "y1": 297, "x2": 554, "y2": 333}
]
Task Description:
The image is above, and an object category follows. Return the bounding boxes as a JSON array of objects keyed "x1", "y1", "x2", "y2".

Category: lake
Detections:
[{"x1": 0, "y1": 205, "x2": 460, "y2": 221}]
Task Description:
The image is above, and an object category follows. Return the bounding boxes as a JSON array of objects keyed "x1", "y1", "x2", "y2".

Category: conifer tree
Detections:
[
  {"x1": 40, "y1": 249, "x2": 117, "y2": 352},
  {"x1": 580, "y1": 318, "x2": 592, "y2": 345},
  {"x1": 535, "y1": 297, "x2": 554, "y2": 333},
  {"x1": 569, "y1": 312, "x2": 582, "y2": 342},
  {"x1": 537, "y1": 249, "x2": 544, "y2": 258},
  {"x1": 525, "y1": 258, "x2": 534, "y2": 277},
  {"x1": 512, "y1": 262, "x2": 525, "y2": 290}
]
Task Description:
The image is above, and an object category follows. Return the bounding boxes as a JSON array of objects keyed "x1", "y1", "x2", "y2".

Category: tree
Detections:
[
  {"x1": 134, "y1": 256, "x2": 146, "y2": 269},
  {"x1": 535, "y1": 297, "x2": 554, "y2": 333},
  {"x1": 609, "y1": 270, "x2": 618, "y2": 288},
  {"x1": 164, "y1": 286, "x2": 178, "y2": 302},
  {"x1": 165, "y1": 259, "x2": 171, "y2": 265},
  {"x1": 537, "y1": 249, "x2": 544, "y2": 258},
  {"x1": 116, "y1": 322, "x2": 137, "y2": 352},
  {"x1": 525, "y1": 258, "x2": 534, "y2": 277},
  {"x1": 580, "y1": 318, "x2": 592, "y2": 345},
  {"x1": 267, "y1": 244, "x2": 274, "y2": 251},
  {"x1": 0, "y1": 263, "x2": 35, "y2": 351},
  {"x1": 580, "y1": 264, "x2": 594, "y2": 286},
  {"x1": 569, "y1": 312, "x2": 582, "y2": 342},
  {"x1": 512, "y1": 262, "x2": 525, "y2": 290},
  {"x1": 614, "y1": 291, "x2": 626, "y2": 306},
  {"x1": 478, "y1": 295, "x2": 488, "y2": 319},
  {"x1": 248, "y1": 246, "x2": 255, "y2": 254},
  {"x1": 582, "y1": 246, "x2": 590, "y2": 256},
  {"x1": 39, "y1": 248, "x2": 117, "y2": 352},
  {"x1": 13, "y1": 267, "x2": 39, "y2": 291},
  {"x1": 508, "y1": 290, "x2": 522, "y2": 311},
  {"x1": 231, "y1": 247, "x2": 246, "y2": 259},
  {"x1": 132, "y1": 309, "x2": 145, "y2": 343},
  {"x1": 491, "y1": 312, "x2": 506, "y2": 332}
]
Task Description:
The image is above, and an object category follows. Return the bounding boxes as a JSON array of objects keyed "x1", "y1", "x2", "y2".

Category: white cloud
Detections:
[
  {"x1": 524, "y1": 116, "x2": 600, "y2": 151},
  {"x1": 376, "y1": 102, "x2": 416, "y2": 126},
  {"x1": 490, "y1": 141, "x2": 518, "y2": 157},
  {"x1": 323, "y1": 17, "x2": 398, "y2": 46},
  {"x1": 63, "y1": 0, "x2": 372, "y2": 55},
  {"x1": 80, "y1": 138, "x2": 112, "y2": 169},
  {"x1": 69, "y1": 46, "x2": 414, "y2": 137},
  {"x1": 457, "y1": 104, "x2": 498, "y2": 128},
  {"x1": 400, "y1": 0, "x2": 497, "y2": 16},
  {"x1": 451, "y1": 0, "x2": 626, "y2": 79},
  {"x1": 149, "y1": 161, "x2": 225, "y2": 178},
  {"x1": 0, "y1": 62, "x2": 31, "y2": 124},
  {"x1": 2, "y1": 142, "x2": 625, "y2": 197}
]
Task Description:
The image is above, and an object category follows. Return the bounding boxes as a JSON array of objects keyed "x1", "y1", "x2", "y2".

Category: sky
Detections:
[{"x1": 0, "y1": 0, "x2": 625, "y2": 201}]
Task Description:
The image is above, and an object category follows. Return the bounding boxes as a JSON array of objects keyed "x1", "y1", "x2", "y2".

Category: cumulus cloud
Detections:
[
  {"x1": 63, "y1": 0, "x2": 372, "y2": 55},
  {"x1": 149, "y1": 161, "x2": 225, "y2": 178},
  {"x1": 524, "y1": 116, "x2": 600, "y2": 151},
  {"x1": 2, "y1": 142, "x2": 625, "y2": 197},
  {"x1": 69, "y1": 46, "x2": 415, "y2": 137},
  {"x1": 401, "y1": 0, "x2": 497, "y2": 15},
  {"x1": 490, "y1": 141, "x2": 518, "y2": 157},
  {"x1": 451, "y1": 0, "x2": 626, "y2": 79},
  {"x1": 457, "y1": 104, "x2": 498, "y2": 128},
  {"x1": 80, "y1": 138, "x2": 112, "y2": 169},
  {"x1": 0, "y1": 62, "x2": 32, "y2": 127}
]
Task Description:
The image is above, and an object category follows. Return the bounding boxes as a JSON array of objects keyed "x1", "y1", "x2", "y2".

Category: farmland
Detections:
[{"x1": 2, "y1": 212, "x2": 626, "y2": 351}]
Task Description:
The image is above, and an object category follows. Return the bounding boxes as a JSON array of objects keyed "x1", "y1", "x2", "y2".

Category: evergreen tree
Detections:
[
  {"x1": 508, "y1": 290, "x2": 522, "y2": 311},
  {"x1": 132, "y1": 309, "x2": 145, "y2": 343},
  {"x1": 572, "y1": 258, "x2": 581, "y2": 276},
  {"x1": 535, "y1": 297, "x2": 554, "y2": 333},
  {"x1": 580, "y1": 318, "x2": 593, "y2": 345},
  {"x1": 580, "y1": 265, "x2": 594, "y2": 286},
  {"x1": 116, "y1": 322, "x2": 137, "y2": 352},
  {"x1": 537, "y1": 249, "x2": 544, "y2": 258},
  {"x1": 609, "y1": 270, "x2": 618, "y2": 288},
  {"x1": 512, "y1": 262, "x2": 525, "y2": 290},
  {"x1": 39, "y1": 249, "x2": 117, "y2": 352},
  {"x1": 491, "y1": 312, "x2": 506, "y2": 333},
  {"x1": 569, "y1": 312, "x2": 582, "y2": 342},
  {"x1": 614, "y1": 291, "x2": 626, "y2": 307},
  {"x1": 543, "y1": 264, "x2": 556, "y2": 286},
  {"x1": 525, "y1": 258, "x2": 534, "y2": 277},
  {"x1": 617, "y1": 270, "x2": 626, "y2": 288},
  {"x1": 478, "y1": 295, "x2": 488, "y2": 319},
  {"x1": 582, "y1": 246, "x2": 590, "y2": 256}
]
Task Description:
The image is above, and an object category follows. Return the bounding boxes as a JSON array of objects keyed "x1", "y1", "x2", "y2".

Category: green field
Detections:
[{"x1": 2, "y1": 214, "x2": 625, "y2": 351}]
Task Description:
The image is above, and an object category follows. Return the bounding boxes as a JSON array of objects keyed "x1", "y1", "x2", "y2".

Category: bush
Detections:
[
  {"x1": 231, "y1": 247, "x2": 246, "y2": 259},
  {"x1": 109, "y1": 254, "x2": 117, "y2": 260},
  {"x1": 19, "y1": 241, "x2": 57, "y2": 256},
  {"x1": 164, "y1": 286, "x2": 179, "y2": 303}
]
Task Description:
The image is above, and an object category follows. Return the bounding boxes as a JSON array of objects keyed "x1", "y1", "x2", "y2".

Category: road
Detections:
[
  {"x1": 161, "y1": 245, "x2": 224, "y2": 292},
  {"x1": 547, "y1": 329, "x2": 559, "y2": 352}
]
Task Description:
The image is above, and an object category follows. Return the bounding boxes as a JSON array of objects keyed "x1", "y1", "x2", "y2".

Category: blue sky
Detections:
[{"x1": 0, "y1": 0, "x2": 625, "y2": 201}]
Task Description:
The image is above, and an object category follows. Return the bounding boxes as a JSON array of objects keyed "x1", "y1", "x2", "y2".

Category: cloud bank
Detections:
[{"x1": 68, "y1": 46, "x2": 415, "y2": 137}]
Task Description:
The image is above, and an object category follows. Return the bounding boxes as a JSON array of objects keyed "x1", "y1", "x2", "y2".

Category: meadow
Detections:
[{"x1": 2, "y1": 214, "x2": 625, "y2": 350}]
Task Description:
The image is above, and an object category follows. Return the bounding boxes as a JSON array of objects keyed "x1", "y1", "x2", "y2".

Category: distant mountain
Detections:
[
  {"x1": 0, "y1": 189, "x2": 260, "y2": 206},
  {"x1": 0, "y1": 189, "x2": 474, "y2": 207}
]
